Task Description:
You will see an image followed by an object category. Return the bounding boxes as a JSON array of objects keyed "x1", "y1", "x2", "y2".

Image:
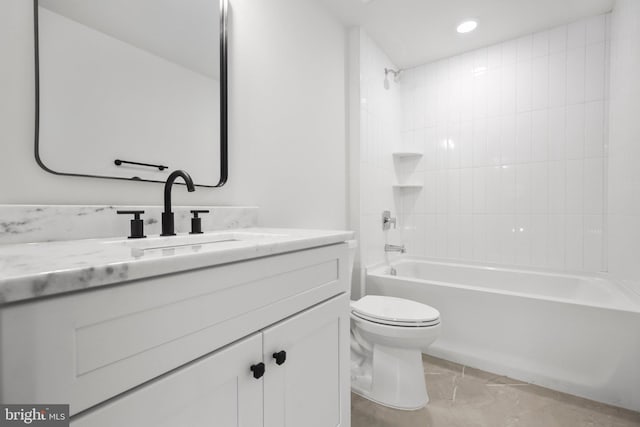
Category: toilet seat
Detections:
[{"x1": 351, "y1": 296, "x2": 440, "y2": 327}]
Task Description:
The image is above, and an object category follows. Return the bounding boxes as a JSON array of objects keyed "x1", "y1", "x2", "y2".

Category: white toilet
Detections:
[{"x1": 347, "y1": 241, "x2": 441, "y2": 410}]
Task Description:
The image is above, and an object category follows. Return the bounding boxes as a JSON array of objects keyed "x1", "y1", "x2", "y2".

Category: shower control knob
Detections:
[
  {"x1": 273, "y1": 350, "x2": 287, "y2": 366},
  {"x1": 250, "y1": 363, "x2": 265, "y2": 379}
]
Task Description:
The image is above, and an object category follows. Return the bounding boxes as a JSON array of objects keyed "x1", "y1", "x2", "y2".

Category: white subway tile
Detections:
[
  {"x1": 486, "y1": 166, "x2": 502, "y2": 213},
  {"x1": 424, "y1": 214, "x2": 437, "y2": 257},
  {"x1": 549, "y1": 25, "x2": 568, "y2": 53},
  {"x1": 548, "y1": 161, "x2": 566, "y2": 214},
  {"x1": 473, "y1": 71, "x2": 488, "y2": 118},
  {"x1": 515, "y1": 215, "x2": 532, "y2": 265},
  {"x1": 516, "y1": 60, "x2": 533, "y2": 112},
  {"x1": 516, "y1": 164, "x2": 532, "y2": 214},
  {"x1": 436, "y1": 214, "x2": 448, "y2": 258},
  {"x1": 531, "y1": 163, "x2": 549, "y2": 214},
  {"x1": 517, "y1": 35, "x2": 533, "y2": 62},
  {"x1": 447, "y1": 121, "x2": 461, "y2": 169},
  {"x1": 530, "y1": 215, "x2": 549, "y2": 266},
  {"x1": 486, "y1": 215, "x2": 502, "y2": 263},
  {"x1": 501, "y1": 63, "x2": 517, "y2": 114},
  {"x1": 436, "y1": 170, "x2": 448, "y2": 214},
  {"x1": 583, "y1": 214, "x2": 604, "y2": 272},
  {"x1": 585, "y1": 42, "x2": 606, "y2": 101},
  {"x1": 548, "y1": 107, "x2": 566, "y2": 160},
  {"x1": 499, "y1": 215, "x2": 517, "y2": 265},
  {"x1": 473, "y1": 167, "x2": 487, "y2": 213},
  {"x1": 502, "y1": 165, "x2": 517, "y2": 214},
  {"x1": 567, "y1": 20, "x2": 586, "y2": 49},
  {"x1": 586, "y1": 15, "x2": 606, "y2": 45},
  {"x1": 500, "y1": 114, "x2": 517, "y2": 165},
  {"x1": 565, "y1": 103, "x2": 585, "y2": 159},
  {"x1": 531, "y1": 109, "x2": 549, "y2": 162},
  {"x1": 566, "y1": 48, "x2": 586, "y2": 104},
  {"x1": 487, "y1": 117, "x2": 502, "y2": 165},
  {"x1": 502, "y1": 39, "x2": 518, "y2": 65},
  {"x1": 424, "y1": 171, "x2": 438, "y2": 214},
  {"x1": 516, "y1": 112, "x2": 532, "y2": 163},
  {"x1": 565, "y1": 159, "x2": 584, "y2": 214},
  {"x1": 488, "y1": 44, "x2": 502, "y2": 69},
  {"x1": 473, "y1": 215, "x2": 488, "y2": 262},
  {"x1": 547, "y1": 215, "x2": 566, "y2": 270},
  {"x1": 585, "y1": 101, "x2": 604, "y2": 158},
  {"x1": 531, "y1": 56, "x2": 549, "y2": 110},
  {"x1": 459, "y1": 215, "x2": 474, "y2": 260},
  {"x1": 583, "y1": 158, "x2": 604, "y2": 215},
  {"x1": 532, "y1": 31, "x2": 550, "y2": 58},
  {"x1": 565, "y1": 215, "x2": 584, "y2": 271},
  {"x1": 548, "y1": 52, "x2": 567, "y2": 107},
  {"x1": 459, "y1": 121, "x2": 474, "y2": 168},
  {"x1": 448, "y1": 169, "x2": 461, "y2": 214},
  {"x1": 447, "y1": 214, "x2": 463, "y2": 259},
  {"x1": 487, "y1": 67, "x2": 502, "y2": 117},
  {"x1": 472, "y1": 118, "x2": 489, "y2": 166}
]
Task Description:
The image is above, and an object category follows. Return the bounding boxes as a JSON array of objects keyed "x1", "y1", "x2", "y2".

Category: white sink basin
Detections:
[{"x1": 105, "y1": 231, "x2": 288, "y2": 250}]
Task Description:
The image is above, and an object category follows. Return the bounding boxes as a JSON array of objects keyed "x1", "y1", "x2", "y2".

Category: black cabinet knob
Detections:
[
  {"x1": 250, "y1": 362, "x2": 265, "y2": 379},
  {"x1": 272, "y1": 350, "x2": 287, "y2": 366},
  {"x1": 117, "y1": 210, "x2": 146, "y2": 239},
  {"x1": 189, "y1": 210, "x2": 210, "y2": 234}
]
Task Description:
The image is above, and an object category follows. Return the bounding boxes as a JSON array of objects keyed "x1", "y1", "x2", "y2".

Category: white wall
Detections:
[
  {"x1": 0, "y1": 0, "x2": 347, "y2": 230},
  {"x1": 608, "y1": 0, "x2": 640, "y2": 295},
  {"x1": 395, "y1": 15, "x2": 609, "y2": 273}
]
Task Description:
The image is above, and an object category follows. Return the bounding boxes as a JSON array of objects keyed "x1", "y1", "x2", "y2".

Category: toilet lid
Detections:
[{"x1": 351, "y1": 296, "x2": 440, "y2": 326}]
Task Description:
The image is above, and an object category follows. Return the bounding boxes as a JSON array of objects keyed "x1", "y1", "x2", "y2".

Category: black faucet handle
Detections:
[
  {"x1": 190, "y1": 210, "x2": 210, "y2": 234},
  {"x1": 190, "y1": 209, "x2": 210, "y2": 217},
  {"x1": 117, "y1": 210, "x2": 146, "y2": 239}
]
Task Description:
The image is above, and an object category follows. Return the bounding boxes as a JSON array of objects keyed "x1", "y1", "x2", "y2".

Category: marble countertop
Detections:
[{"x1": 0, "y1": 228, "x2": 354, "y2": 306}]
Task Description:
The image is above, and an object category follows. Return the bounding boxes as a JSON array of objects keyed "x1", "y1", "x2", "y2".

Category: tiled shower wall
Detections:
[
  {"x1": 357, "y1": 31, "x2": 403, "y2": 270},
  {"x1": 396, "y1": 15, "x2": 610, "y2": 273},
  {"x1": 608, "y1": 0, "x2": 640, "y2": 295}
]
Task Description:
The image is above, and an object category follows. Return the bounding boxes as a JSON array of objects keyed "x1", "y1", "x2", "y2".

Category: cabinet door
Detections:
[
  {"x1": 71, "y1": 333, "x2": 263, "y2": 427},
  {"x1": 263, "y1": 294, "x2": 350, "y2": 427}
]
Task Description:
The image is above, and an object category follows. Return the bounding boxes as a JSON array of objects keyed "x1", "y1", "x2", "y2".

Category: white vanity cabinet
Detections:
[
  {"x1": 0, "y1": 243, "x2": 351, "y2": 427},
  {"x1": 72, "y1": 333, "x2": 264, "y2": 427},
  {"x1": 72, "y1": 295, "x2": 349, "y2": 427}
]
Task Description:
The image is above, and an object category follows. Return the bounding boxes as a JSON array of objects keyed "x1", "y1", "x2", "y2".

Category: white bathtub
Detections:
[{"x1": 366, "y1": 258, "x2": 640, "y2": 411}]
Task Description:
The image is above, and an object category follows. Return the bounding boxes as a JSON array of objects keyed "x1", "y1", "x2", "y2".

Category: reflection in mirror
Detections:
[{"x1": 34, "y1": 0, "x2": 227, "y2": 187}]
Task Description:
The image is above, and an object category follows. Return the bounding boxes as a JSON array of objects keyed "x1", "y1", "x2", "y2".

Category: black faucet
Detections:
[{"x1": 161, "y1": 170, "x2": 196, "y2": 236}]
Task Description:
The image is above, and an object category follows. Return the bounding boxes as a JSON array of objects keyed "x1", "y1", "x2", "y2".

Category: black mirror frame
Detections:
[{"x1": 32, "y1": 0, "x2": 228, "y2": 188}]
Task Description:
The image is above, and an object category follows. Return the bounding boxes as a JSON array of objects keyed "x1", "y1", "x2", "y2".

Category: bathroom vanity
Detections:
[{"x1": 0, "y1": 227, "x2": 352, "y2": 426}]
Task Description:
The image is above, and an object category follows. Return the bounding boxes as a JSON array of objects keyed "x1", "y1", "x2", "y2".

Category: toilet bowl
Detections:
[
  {"x1": 350, "y1": 295, "x2": 441, "y2": 410},
  {"x1": 346, "y1": 240, "x2": 441, "y2": 410}
]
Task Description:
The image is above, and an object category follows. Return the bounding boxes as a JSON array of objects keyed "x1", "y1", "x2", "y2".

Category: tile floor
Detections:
[{"x1": 351, "y1": 355, "x2": 640, "y2": 427}]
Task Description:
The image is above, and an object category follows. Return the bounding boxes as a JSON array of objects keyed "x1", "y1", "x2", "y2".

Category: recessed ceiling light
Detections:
[{"x1": 457, "y1": 20, "x2": 478, "y2": 34}]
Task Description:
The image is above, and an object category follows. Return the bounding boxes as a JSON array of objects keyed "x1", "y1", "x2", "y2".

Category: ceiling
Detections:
[
  {"x1": 39, "y1": 0, "x2": 220, "y2": 79},
  {"x1": 317, "y1": 0, "x2": 615, "y2": 69}
]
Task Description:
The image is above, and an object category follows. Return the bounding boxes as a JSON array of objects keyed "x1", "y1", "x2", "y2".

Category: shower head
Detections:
[{"x1": 383, "y1": 68, "x2": 402, "y2": 90}]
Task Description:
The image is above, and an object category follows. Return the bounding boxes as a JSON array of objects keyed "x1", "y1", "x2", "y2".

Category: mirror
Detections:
[{"x1": 34, "y1": 0, "x2": 228, "y2": 187}]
